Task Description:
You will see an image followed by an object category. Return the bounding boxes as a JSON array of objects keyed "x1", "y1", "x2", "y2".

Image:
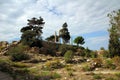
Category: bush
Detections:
[
  {"x1": 0, "y1": 59, "x2": 13, "y2": 73},
  {"x1": 34, "y1": 71, "x2": 61, "y2": 80},
  {"x1": 11, "y1": 52, "x2": 30, "y2": 61},
  {"x1": 90, "y1": 51, "x2": 98, "y2": 58},
  {"x1": 59, "y1": 44, "x2": 75, "y2": 56},
  {"x1": 12, "y1": 62, "x2": 29, "y2": 68},
  {"x1": 92, "y1": 58, "x2": 103, "y2": 67},
  {"x1": 82, "y1": 64, "x2": 91, "y2": 71},
  {"x1": 64, "y1": 50, "x2": 74, "y2": 63},
  {"x1": 6, "y1": 44, "x2": 30, "y2": 61},
  {"x1": 102, "y1": 50, "x2": 109, "y2": 58},
  {"x1": 42, "y1": 60, "x2": 64, "y2": 70},
  {"x1": 112, "y1": 56, "x2": 120, "y2": 66},
  {"x1": 104, "y1": 59, "x2": 116, "y2": 69},
  {"x1": 115, "y1": 73, "x2": 120, "y2": 78},
  {"x1": 93, "y1": 74, "x2": 102, "y2": 79}
]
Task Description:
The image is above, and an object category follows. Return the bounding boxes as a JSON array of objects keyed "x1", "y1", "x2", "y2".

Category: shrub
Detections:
[
  {"x1": 64, "y1": 50, "x2": 74, "y2": 63},
  {"x1": 0, "y1": 59, "x2": 13, "y2": 73},
  {"x1": 104, "y1": 59, "x2": 116, "y2": 69},
  {"x1": 115, "y1": 73, "x2": 120, "y2": 78},
  {"x1": 34, "y1": 71, "x2": 61, "y2": 80},
  {"x1": 42, "y1": 60, "x2": 64, "y2": 70},
  {"x1": 82, "y1": 64, "x2": 91, "y2": 71},
  {"x1": 93, "y1": 74, "x2": 102, "y2": 79},
  {"x1": 92, "y1": 58, "x2": 103, "y2": 67},
  {"x1": 112, "y1": 56, "x2": 120, "y2": 66},
  {"x1": 6, "y1": 45, "x2": 30, "y2": 61},
  {"x1": 105, "y1": 77, "x2": 116, "y2": 80},
  {"x1": 90, "y1": 51, "x2": 98, "y2": 58},
  {"x1": 11, "y1": 52, "x2": 30, "y2": 61},
  {"x1": 59, "y1": 44, "x2": 75, "y2": 56},
  {"x1": 12, "y1": 62, "x2": 29, "y2": 68},
  {"x1": 102, "y1": 50, "x2": 109, "y2": 58}
]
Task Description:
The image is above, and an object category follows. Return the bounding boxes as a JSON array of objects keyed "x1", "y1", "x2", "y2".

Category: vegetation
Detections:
[
  {"x1": 74, "y1": 36, "x2": 85, "y2": 47},
  {"x1": 59, "y1": 22, "x2": 70, "y2": 43},
  {"x1": 45, "y1": 35, "x2": 59, "y2": 42},
  {"x1": 20, "y1": 17, "x2": 45, "y2": 48},
  {"x1": 1, "y1": 10, "x2": 120, "y2": 80},
  {"x1": 108, "y1": 10, "x2": 120, "y2": 57},
  {"x1": 64, "y1": 50, "x2": 74, "y2": 63}
]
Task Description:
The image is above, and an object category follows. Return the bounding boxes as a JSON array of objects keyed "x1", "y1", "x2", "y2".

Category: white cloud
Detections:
[{"x1": 0, "y1": 0, "x2": 120, "y2": 49}]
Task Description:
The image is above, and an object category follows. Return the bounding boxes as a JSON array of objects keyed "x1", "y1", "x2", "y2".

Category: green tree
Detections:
[
  {"x1": 45, "y1": 35, "x2": 59, "y2": 42},
  {"x1": 108, "y1": 10, "x2": 120, "y2": 57},
  {"x1": 20, "y1": 17, "x2": 45, "y2": 47},
  {"x1": 59, "y1": 22, "x2": 70, "y2": 44},
  {"x1": 74, "y1": 36, "x2": 85, "y2": 47}
]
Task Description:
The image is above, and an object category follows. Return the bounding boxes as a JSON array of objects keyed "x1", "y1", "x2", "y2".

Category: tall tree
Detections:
[
  {"x1": 108, "y1": 10, "x2": 120, "y2": 57},
  {"x1": 20, "y1": 17, "x2": 45, "y2": 47},
  {"x1": 59, "y1": 22, "x2": 70, "y2": 43},
  {"x1": 74, "y1": 36, "x2": 85, "y2": 47}
]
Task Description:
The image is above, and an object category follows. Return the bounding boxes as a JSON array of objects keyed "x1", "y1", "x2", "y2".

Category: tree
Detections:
[
  {"x1": 108, "y1": 10, "x2": 120, "y2": 57},
  {"x1": 45, "y1": 35, "x2": 59, "y2": 42},
  {"x1": 74, "y1": 36, "x2": 85, "y2": 47},
  {"x1": 20, "y1": 17, "x2": 45, "y2": 47},
  {"x1": 59, "y1": 22, "x2": 70, "y2": 43}
]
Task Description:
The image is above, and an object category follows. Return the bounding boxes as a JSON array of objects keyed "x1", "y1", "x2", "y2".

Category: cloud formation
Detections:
[{"x1": 0, "y1": 0, "x2": 120, "y2": 50}]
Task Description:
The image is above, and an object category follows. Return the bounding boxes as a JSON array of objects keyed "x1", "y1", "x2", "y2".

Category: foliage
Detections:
[
  {"x1": 104, "y1": 59, "x2": 116, "y2": 69},
  {"x1": 108, "y1": 9, "x2": 120, "y2": 57},
  {"x1": 82, "y1": 64, "x2": 91, "y2": 71},
  {"x1": 12, "y1": 62, "x2": 29, "y2": 68},
  {"x1": 20, "y1": 17, "x2": 45, "y2": 47},
  {"x1": 59, "y1": 22, "x2": 70, "y2": 43},
  {"x1": 0, "y1": 58, "x2": 13, "y2": 73},
  {"x1": 93, "y1": 74, "x2": 102, "y2": 79},
  {"x1": 74, "y1": 36, "x2": 85, "y2": 46},
  {"x1": 33, "y1": 71, "x2": 61, "y2": 80},
  {"x1": 7, "y1": 45, "x2": 30, "y2": 61},
  {"x1": 112, "y1": 56, "x2": 120, "y2": 66},
  {"x1": 90, "y1": 51, "x2": 98, "y2": 58},
  {"x1": 84, "y1": 47, "x2": 92, "y2": 57},
  {"x1": 64, "y1": 50, "x2": 74, "y2": 63},
  {"x1": 11, "y1": 52, "x2": 30, "y2": 61},
  {"x1": 59, "y1": 44, "x2": 74, "y2": 56},
  {"x1": 102, "y1": 50, "x2": 110, "y2": 58},
  {"x1": 115, "y1": 73, "x2": 120, "y2": 78},
  {"x1": 45, "y1": 35, "x2": 59, "y2": 42},
  {"x1": 42, "y1": 60, "x2": 64, "y2": 70},
  {"x1": 100, "y1": 47, "x2": 105, "y2": 50},
  {"x1": 92, "y1": 58, "x2": 103, "y2": 67}
]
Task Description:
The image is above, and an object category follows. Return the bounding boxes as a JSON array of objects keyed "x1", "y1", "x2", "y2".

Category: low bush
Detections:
[
  {"x1": 59, "y1": 44, "x2": 75, "y2": 56},
  {"x1": 42, "y1": 60, "x2": 64, "y2": 70},
  {"x1": 0, "y1": 58, "x2": 13, "y2": 73},
  {"x1": 115, "y1": 73, "x2": 120, "y2": 78},
  {"x1": 6, "y1": 44, "x2": 30, "y2": 61},
  {"x1": 34, "y1": 71, "x2": 61, "y2": 80},
  {"x1": 92, "y1": 58, "x2": 103, "y2": 67},
  {"x1": 64, "y1": 50, "x2": 74, "y2": 63},
  {"x1": 82, "y1": 64, "x2": 92, "y2": 71},
  {"x1": 12, "y1": 62, "x2": 29, "y2": 68},
  {"x1": 104, "y1": 59, "x2": 116, "y2": 69},
  {"x1": 90, "y1": 51, "x2": 98, "y2": 58},
  {"x1": 93, "y1": 74, "x2": 102, "y2": 79},
  {"x1": 112, "y1": 56, "x2": 120, "y2": 66},
  {"x1": 11, "y1": 52, "x2": 30, "y2": 61}
]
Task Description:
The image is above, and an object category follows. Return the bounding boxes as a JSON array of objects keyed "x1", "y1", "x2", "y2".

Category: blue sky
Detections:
[{"x1": 0, "y1": 0, "x2": 120, "y2": 50}]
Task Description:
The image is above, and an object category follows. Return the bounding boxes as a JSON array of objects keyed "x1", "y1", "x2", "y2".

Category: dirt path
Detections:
[
  {"x1": 0, "y1": 71, "x2": 13, "y2": 80},
  {"x1": 83, "y1": 70, "x2": 120, "y2": 75}
]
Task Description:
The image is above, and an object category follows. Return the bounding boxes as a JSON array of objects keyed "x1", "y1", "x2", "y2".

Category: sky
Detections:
[{"x1": 0, "y1": 0, "x2": 120, "y2": 50}]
